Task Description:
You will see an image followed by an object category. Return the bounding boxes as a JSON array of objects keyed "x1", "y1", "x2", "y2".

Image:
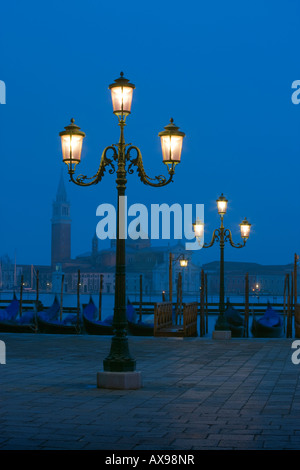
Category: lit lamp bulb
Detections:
[
  {"x1": 179, "y1": 257, "x2": 188, "y2": 268},
  {"x1": 59, "y1": 119, "x2": 85, "y2": 171},
  {"x1": 217, "y1": 193, "x2": 228, "y2": 215},
  {"x1": 240, "y1": 217, "x2": 251, "y2": 240},
  {"x1": 159, "y1": 118, "x2": 185, "y2": 168},
  {"x1": 108, "y1": 72, "x2": 135, "y2": 116},
  {"x1": 192, "y1": 219, "x2": 204, "y2": 239}
]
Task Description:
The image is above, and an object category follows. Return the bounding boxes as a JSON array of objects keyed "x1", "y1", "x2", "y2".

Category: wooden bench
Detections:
[
  {"x1": 182, "y1": 302, "x2": 198, "y2": 337},
  {"x1": 154, "y1": 301, "x2": 198, "y2": 337}
]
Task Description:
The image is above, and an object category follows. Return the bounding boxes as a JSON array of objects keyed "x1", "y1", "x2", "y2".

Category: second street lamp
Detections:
[
  {"x1": 168, "y1": 252, "x2": 189, "y2": 326},
  {"x1": 59, "y1": 72, "x2": 185, "y2": 387},
  {"x1": 193, "y1": 194, "x2": 251, "y2": 330},
  {"x1": 168, "y1": 253, "x2": 189, "y2": 303}
]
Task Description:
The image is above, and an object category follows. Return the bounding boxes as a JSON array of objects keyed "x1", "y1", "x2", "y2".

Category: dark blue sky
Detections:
[{"x1": 1, "y1": 0, "x2": 300, "y2": 267}]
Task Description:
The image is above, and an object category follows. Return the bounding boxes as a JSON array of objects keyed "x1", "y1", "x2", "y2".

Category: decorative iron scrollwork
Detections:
[
  {"x1": 126, "y1": 146, "x2": 174, "y2": 187},
  {"x1": 69, "y1": 146, "x2": 117, "y2": 186}
]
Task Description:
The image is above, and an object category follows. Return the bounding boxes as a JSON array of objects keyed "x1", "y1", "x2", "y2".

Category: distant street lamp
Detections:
[
  {"x1": 59, "y1": 72, "x2": 185, "y2": 386},
  {"x1": 179, "y1": 257, "x2": 188, "y2": 268},
  {"x1": 169, "y1": 253, "x2": 189, "y2": 303},
  {"x1": 193, "y1": 194, "x2": 251, "y2": 329},
  {"x1": 253, "y1": 283, "x2": 261, "y2": 303}
]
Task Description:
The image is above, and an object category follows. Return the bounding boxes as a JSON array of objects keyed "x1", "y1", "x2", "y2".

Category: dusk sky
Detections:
[{"x1": 1, "y1": 0, "x2": 300, "y2": 267}]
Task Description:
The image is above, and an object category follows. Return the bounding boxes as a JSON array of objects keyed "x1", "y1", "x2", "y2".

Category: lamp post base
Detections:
[
  {"x1": 97, "y1": 371, "x2": 142, "y2": 390},
  {"x1": 103, "y1": 335, "x2": 137, "y2": 372},
  {"x1": 213, "y1": 314, "x2": 231, "y2": 339}
]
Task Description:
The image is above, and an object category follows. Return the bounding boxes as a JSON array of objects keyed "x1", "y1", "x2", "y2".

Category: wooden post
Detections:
[
  {"x1": 244, "y1": 273, "x2": 249, "y2": 338},
  {"x1": 31, "y1": 265, "x2": 33, "y2": 290},
  {"x1": 287, "y1": 274, "x2": 291, "y2": 338},
  {"x1": 178, "y1": 272, "x2": 182, "y2": 325},
  {"x1": 139, "y1": 274, "x2": 143, "y2": 322},
  {"x1": 205, "y1": 273, "x2": 208, "y2": 334},
  {"x1": 169, "y1": 252, "x2": 173, "y2": 304},
  {"x1": 283, "y1": 273, "x2": 288, "y2": 335},
  {"x1": 294, "y1": 254, "x2": 298, "y2": 337},
  {"x1": 60, "y1": 274, "x2": 64, "y2": 322},
  {"x1": 287, "y1": 273, "x2": 294, "y2": 338},
  {"x1": 77, "y1": 270, "x2": 81, "y2": 328},
  {"x1": 98, "y1": 274, "x2": 103, "y2": 321},
  {"x1": 175, "y1": 275, "x2": 180, "y2": 325},
  {"x1": 200, "y1": 270, "x2": 205, "y2": 336},
  {"x1": 35, "y1": 270, "x2": 39, "y2": 331},
  {"x1": 19, "y1": 274, "x2": 24, "y2": 318},
  {"x1": 294, "y1": 253, "x2": 298, "y2": 306},
  {"x1": 36, "y1": 270, "x2": 39, "y2": 305}
]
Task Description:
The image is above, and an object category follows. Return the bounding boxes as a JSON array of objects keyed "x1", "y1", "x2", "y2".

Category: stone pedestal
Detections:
[
  {"x1": 97, "y1": 371, "x2": 142, "y2": 390},
  {"x1": 212, "y1": 330, "x2": 231, "y2": 340}
]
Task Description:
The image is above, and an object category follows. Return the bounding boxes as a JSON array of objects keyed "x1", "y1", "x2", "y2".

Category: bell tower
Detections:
[
  {"x1": 92, "y1": 232, "x2": 98, "y2": 257},
  {"x1": 51, "y1": 173, "x2": 71, "y2": 267}
]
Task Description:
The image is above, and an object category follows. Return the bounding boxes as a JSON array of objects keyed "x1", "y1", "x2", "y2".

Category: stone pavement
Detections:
[{"x1": 0, "y1": 333, "x2": 300, "y2": 450}]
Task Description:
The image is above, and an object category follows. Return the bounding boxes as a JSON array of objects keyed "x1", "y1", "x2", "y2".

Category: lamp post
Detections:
[
  {"x1": 294, "y1": 253, "x2": 299, "y2": 306},
  {"x1": 193, "y1": 194, "x2": 251, "y2": 330},
  {"x1": 252, "y1": 283, "x2": 261, "y2": 303},
  {"x1": 168, "y1": 253, "x2": 189, "y2": 325},
  {"x1": 59, "y1": 73, "x2": 185, "y2": 385},
  {"x1": 168, "y1": 253, "x2": 189, "y2": 303}
]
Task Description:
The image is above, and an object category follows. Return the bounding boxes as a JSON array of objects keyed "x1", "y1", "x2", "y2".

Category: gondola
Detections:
[
  {"x1": 224, "y1": 302, "x2": 244, "y2": 338},
  {"x1": 126, "y1": 299, "x2": 154, "y2": 336},
  {"x1": 127, "y1": 319, "x2": 154, "y2": 336},
  {"x1": 294, "y1": 304, "x2": 300, "y2": 338},
  {"x1": 37, "y1": 296, "x2": 81, "y2": 334},
  {"x1": 0, "y1": 295, "x2": 37, "y2": 333},
  {"x1": 251, "y1": 303, "x2": 283, "y2": 338},
  {"x1": 82, "y1": 297, "x2": 114, "y2": 335}
]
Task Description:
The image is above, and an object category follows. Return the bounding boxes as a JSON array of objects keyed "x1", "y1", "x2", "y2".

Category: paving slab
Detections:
[{"x1": 0, "y1": 333, "x2": 299, "y2": 450}]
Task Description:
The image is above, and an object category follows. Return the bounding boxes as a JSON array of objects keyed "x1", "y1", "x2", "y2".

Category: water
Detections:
[{"x1": 0, "y1": 291, "x2": 294, "y2": 337}]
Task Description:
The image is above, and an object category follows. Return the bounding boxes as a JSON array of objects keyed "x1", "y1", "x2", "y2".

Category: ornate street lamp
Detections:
[
  {"x1": 108, "y1": 72, "x2": 135, "y2": 116},
  {"x1": 216, "y1": 193, "x2": 228, "y2": 215},
  {"x1": 59, "y1": 119, "x2": 86, "y2": 172},
  {"x1": 239, "y1": 218, "x2": 251, "y2": 240},
  {"x1": 193, "y1": 194, "x2": 251, "y2": 330},
  {"x1": 167, "y1": 252, "x2": 189, "y2": 326},
  {"x1": 252, "y1": 282, "x2": 261, "y2": 303},
  {"x1": 59, "y1": 72, "x2": 185, "y2": 387},
  {"x1": 158, "y1": 118, "x2": 185, "y2": 169},
  {"x1": 168, "y1": 253, "x2": 189, "y2": 303},
  {"x1": 179, "y1": 257, "x2": 188, "y2": 268}
]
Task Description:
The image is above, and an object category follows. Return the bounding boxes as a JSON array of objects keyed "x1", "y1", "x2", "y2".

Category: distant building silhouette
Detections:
[
  {"x1": 202, "y1": 261, "x2": 295, "y2": 299},
  {"x1": 5, "y1": 174, "x2": 297, "y2": 300}
]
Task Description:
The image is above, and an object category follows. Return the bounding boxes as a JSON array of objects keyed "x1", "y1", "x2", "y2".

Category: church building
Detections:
[{"x1": 49, "y1": 175, "x2": 201, "y2": 296}]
